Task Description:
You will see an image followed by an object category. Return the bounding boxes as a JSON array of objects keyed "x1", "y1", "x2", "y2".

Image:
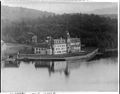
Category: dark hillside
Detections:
[{"x1": 1, "y1": 6, "x2": 117, "y2": 50}]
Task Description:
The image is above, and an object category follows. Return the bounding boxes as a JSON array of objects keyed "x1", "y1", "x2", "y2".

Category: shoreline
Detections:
[
  {"x1": 89, "y1": 49, "x2": 118, "y2": 61},
  {"x1": 1, "y1": 43, "x2": 118, "y2": 61}
]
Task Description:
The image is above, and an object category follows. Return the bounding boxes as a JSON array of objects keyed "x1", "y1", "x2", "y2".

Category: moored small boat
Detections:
[{"x1": 3, "y1": 60, "x2": 20, "y2": 68}]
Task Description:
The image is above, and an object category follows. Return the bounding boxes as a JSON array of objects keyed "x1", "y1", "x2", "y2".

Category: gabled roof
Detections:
[{"x1": 53, "y1": 38, "x2": 66, "y2": 44}]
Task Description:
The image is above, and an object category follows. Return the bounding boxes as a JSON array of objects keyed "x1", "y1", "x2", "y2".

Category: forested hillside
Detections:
[
  {"x1": 1, "y1": 6, "x2": 54, "y2": 22},
  {"x1": 2, "y1": 6, "x2": 117, "y2": 50}
]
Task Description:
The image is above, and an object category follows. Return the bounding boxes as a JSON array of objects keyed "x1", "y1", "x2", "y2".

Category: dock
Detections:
[{"x1": 17, "y1": 54, "x2": 66, "y2": 60}]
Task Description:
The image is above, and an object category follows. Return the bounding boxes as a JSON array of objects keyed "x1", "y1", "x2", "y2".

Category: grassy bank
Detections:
[{"x1": 1, "y1": 43, "x2": 32, "y2": 60}]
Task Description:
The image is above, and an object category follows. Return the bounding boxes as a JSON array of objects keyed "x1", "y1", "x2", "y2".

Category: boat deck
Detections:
[{"x1": 16, "y1": 49, "x2": 98, "y2": 61}]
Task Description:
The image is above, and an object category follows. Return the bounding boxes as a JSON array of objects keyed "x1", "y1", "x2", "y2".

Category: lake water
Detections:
[{"x1": 1, "y1": 58, "x2": 118, "y2": 92}]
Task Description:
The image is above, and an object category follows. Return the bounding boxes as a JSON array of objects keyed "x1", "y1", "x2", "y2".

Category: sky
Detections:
[{"x1": 1, "y1": 0, "x2": 118, "y2": 14}]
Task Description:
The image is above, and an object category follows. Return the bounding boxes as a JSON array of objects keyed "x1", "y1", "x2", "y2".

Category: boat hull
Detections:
[
  {"x1": 16, "y1": 49, "x2": 98, "y2": 61},
  {"x1": 66, "y1": 49, "x2": 98, "y2": 61}
]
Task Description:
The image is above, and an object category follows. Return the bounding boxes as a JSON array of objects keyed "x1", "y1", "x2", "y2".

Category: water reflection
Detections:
[
  {"x1": 2, "y1": 60, "x2": 20, "y2": 68},
  {"x1": 34, "y1": 60, "x2": 71, "y2": 77},
  {"x1": 1, "y1": 58, "x2": 118, "y2": 91},
  {"x1": 2, "y1": 60, "x2": 82, "y2": 77}
]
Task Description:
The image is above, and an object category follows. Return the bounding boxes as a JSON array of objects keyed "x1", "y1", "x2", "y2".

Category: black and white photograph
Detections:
[{"x1": 1, "y1": 0, "x2": 119, "y2": 93}]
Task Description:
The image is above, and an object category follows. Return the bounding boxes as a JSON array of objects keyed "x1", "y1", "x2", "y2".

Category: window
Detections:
[
  {"x1": 55, "y1": 40, "x2": 58, "y2": 44},
  {"x1": 35, "y1": 48, "x2": 40, "y2": 54},
  {"x1": 56, "y1": 48, "x2": 60, "y2": 50},
  {"x1": 57, "y1": 51, "x2": 61, "y2": 53}
]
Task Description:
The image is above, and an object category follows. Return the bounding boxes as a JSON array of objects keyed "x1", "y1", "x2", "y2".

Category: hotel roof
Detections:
[{"x1": 53, "y1": 38, "x2": 66, "y2": 44}]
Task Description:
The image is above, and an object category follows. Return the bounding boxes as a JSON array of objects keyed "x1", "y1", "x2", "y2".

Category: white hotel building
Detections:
[{"x1": 53, "y1": 38, "x2": 67, "y2": 54}]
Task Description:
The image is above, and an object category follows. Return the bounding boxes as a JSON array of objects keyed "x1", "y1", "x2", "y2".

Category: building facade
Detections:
[
  {"x1": 53, "y1": 38, "x2": 67, "y2": 54},
  {"x1": 31, "y1": 31, "x2": 81, "y2": 55},
  {"x1": 33, "y1": 43, "x2": 52, "y2": 55},
  {"x1": 66, "y1": 31, "x2": 81, "y2": 53},
  {"x1": 70, "y1": 38, "x2": 81, "y2": 53}
]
